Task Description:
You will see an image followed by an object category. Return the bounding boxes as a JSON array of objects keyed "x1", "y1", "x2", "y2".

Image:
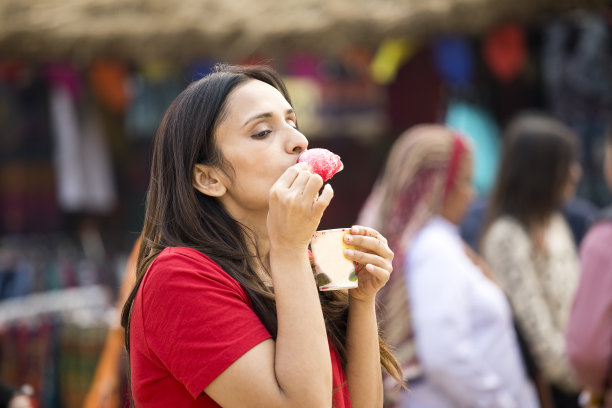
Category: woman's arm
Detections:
[
  {"x1": 206, "y1": 165, "x2": 334, "y2": 407},
  {"x1": 566, "y1": 225, "x2": 612, "y2": 392},
  {"x1": 346, "y1": 296, "x2": 382, "y2": 407},
  {"x1": 343, "y1": 225, "x2": 393, "y2": 407}
]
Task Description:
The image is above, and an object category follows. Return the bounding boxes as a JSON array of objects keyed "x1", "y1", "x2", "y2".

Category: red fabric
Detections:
[
  {"x1": 130, "y1": 246, "x2": 351, "y2": 407},
  {"x1": 443, "y1": 134, "x2": 468, "y2": 200},
  {"x1": 482, "y1": 23, "x2": 526, "y2": 83},
  {"x1": 330, "y1": 338, "x2": 351, "y2": 408}
]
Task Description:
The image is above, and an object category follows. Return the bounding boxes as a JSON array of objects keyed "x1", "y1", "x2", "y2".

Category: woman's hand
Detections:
[
  {"x1": 343, "y1": 225, "x2": 393, "y2": 302},
  {"x1": 267, "y1": 163, "x2": 333, "y2": 251}
]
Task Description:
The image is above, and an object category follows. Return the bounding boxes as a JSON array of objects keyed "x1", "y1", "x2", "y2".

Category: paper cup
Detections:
[{"x1": 310, "y1": 228, "x2": 358, "y2": 291}]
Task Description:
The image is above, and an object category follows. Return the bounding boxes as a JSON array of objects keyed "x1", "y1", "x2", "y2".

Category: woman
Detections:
[
  {"x1": 120, "y1": 64, "x2": 402, "y2": 407},
  {"x1": 358, "y1": 125, "x2": 538, "y2": 407},
  {"x1": 566, "y1": 126, "x2": 612, "y2": 408},
  {"x1": 481, "y1": 113, "x2": 582, "y2": 407}
]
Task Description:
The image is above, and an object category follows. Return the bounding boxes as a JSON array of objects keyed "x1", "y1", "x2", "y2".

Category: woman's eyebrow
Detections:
[{"x1": 243, "y1": 109, "x2": 295, "y2": 127}]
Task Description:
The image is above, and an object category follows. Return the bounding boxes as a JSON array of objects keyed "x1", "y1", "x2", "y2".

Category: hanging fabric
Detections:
[
  {"x1": 47, "y1": 64, "x2": 118, "y2": 214},
  {"x1": 88, "y1": 59, "x2": 130, "y2": 113},
  {"x1": 445, "y1": 100, "x2": 501, "y2": 195},
  {"x1": 483, "y1": 23, "x2": 527, "y2": 83},
  {"x1": 432, "y1": 35, "x2": 475, "y2": 89}
]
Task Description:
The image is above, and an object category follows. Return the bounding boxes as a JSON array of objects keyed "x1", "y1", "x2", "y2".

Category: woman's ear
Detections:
[{"x1": 193, "y1": 164, "x2": 227, "y2": 197}]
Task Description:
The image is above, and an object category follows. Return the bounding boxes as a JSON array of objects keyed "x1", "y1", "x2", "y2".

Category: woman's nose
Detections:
[{"x1": 288, "y1": 127, "x2": 308, "y2": 155}]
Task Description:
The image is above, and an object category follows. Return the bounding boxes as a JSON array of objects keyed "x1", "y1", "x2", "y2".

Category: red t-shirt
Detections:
[{"x1": 130, "y1": 247, "x2": 351, "y2": 407}]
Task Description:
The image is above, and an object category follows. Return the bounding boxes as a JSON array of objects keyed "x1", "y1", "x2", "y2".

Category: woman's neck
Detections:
[{"x1": 237, "y1": 212, "x2": 272, "y2": 283}]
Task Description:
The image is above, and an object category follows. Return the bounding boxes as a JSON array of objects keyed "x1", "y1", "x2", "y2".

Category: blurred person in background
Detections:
[
  {"x1": 566, "y1": 126, "x2": 612, "y2": 408},
  {"x1": 120, "y1": 64, "x2": 403, "y2": 407},
  {"x1": 481, "y1": 113, "x2": 582, "y2": 408},
  {"x1": 358, "y1": 125, "x2": 538, "y2": 408},
  {"x1": 84, "y1": 237, "x2": 140, "y2": 408},
  {"x1": 0, "y1": 383, "x2": 34, "y2": 408}
]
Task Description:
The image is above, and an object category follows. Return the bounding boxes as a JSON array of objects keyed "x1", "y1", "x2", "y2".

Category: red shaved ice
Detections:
[{"x1": 297, "y1": 148, "x2": 344, "y2": 182}]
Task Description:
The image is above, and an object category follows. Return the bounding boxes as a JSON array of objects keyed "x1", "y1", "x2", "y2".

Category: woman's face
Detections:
[
  {"x1": 441, "y1": 151, "x2": 474, "y2": 225},
  {"x1": 212, "y1": 79, "x2": 308, "y2": 220}
]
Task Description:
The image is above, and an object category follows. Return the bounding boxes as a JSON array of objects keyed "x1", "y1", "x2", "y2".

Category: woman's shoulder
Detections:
[
  {"x1": 410, "y1": 218, "x2": 464, "y2": 262},
  {"x1": 156, "y1": 246, "x2": 216, "y2": 262},
  {"x1": 484, "y1": 215, "x2": 526, "y2": 241},
  {"x1": 480, "y1": 216, "x2": 532, "y2": 259},
  {"x1": 413, "y1": 218, "x2": 456, "y2": 248},
  {"x1": 153, "y1": 246, "x2": 221, "y2": 270},
  {"x1": 147, "y1": 247, "x2": 241, "y2": 290},
  {"x1": 581, "y1": 221, "x2": 612, "y2": 257}
]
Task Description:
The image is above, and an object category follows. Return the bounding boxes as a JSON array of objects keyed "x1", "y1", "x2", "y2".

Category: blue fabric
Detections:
[
  {"x1": 186, "y1": 60, "x2": 214, "y2": 83},
  {"x1": 561, "y1": 196, "x2": 599, "y2": 245},
  {"x1": 458, "y1": 195, "x2": 489, "y2": 251},
  {"x1": 432, "y1": 36, "x2": 474, "y2": 88},
  {"x1": 445, "y1": 101, "x2": 501, "y2": 195}
]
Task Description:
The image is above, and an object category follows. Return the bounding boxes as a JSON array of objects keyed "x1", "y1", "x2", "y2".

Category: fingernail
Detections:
[
  {"x1": 345, "y1": 249, "x2": 354, "y2": 257},
  {"x1": 366, "y1": 264, "x2": 374, "y2": 272},
  {"x1": 352, "y1": 225, "x2": 360, "y2": 234},
  {"x1": 344, "y1": 234, "x2": 352, "y2": 243}
]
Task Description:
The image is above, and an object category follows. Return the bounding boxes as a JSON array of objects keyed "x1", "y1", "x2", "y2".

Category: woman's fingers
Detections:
[
  {"x1": 362, "y1": 263, "x2": 391, "y2": 282},
  {"x1": 303, "y1": 172, "x2": 324, "y2": 199},
  {"x1": 343, "y1": 232, "x2": 394, "y2": 262},
  {"x1": 344, "y1": 248, "x2": 393, "y2": 273},
  {"x1": 274, "y1": 163, "x2": 325, "y2": 200},
  {"x1": 351, "y1": 225, "x2": 388, "y2": 245},
  {"x1": 313, "y1": 184, "x2": 333, "y2": 214},
  {"x1": 345, "y1": 227, "x2": 393, "y2": 299},
  {"x1": 268, "y1": 164, "x2": 333, "y2": 245},
  {"x1": 274, "y1": 163, "x2": 309, "y2": 189},
  {"x1": 290, "y1": 170, "x2": 313, "y2": 194}
]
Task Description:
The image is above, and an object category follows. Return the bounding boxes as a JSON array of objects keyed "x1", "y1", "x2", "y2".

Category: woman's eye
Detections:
[
  {"x1": 252, "y1": 130, "x2": 271, "y2": 139},
  {"x1": 287, "y1": 119, "x2": 298, "y2": 129}
]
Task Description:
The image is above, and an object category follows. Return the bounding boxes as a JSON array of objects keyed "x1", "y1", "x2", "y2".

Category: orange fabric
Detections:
[{"x1": 89, "y1": 59, "x2": 130, "y2": 112}]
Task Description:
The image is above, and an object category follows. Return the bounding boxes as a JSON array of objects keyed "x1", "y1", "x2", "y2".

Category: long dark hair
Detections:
[
  {"x1": 483, "y1": 112, "x2": 578, "y2": 235},
  {"x1": 121, "y1": 64, "x2": 403, "y2": 396}
]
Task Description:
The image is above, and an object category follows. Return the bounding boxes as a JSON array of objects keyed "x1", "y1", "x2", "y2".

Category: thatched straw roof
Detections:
[{"x1": 0, "y1": 0, "x2": 607, "y2": 62}]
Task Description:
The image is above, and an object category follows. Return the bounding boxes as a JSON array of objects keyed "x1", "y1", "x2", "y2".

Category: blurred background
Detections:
[{"x1": 0, "y1": 0, "x2": 610, "y2": 407}]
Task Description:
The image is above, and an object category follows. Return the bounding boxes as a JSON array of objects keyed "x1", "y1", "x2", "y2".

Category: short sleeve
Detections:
[{"x1": 138, "y1": 247, "x2": 272, "y2": 399}]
